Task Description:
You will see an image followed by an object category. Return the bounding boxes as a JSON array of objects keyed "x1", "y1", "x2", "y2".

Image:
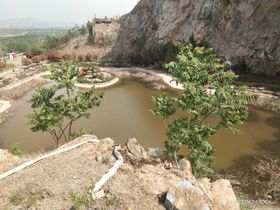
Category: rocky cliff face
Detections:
[{"x1": 110, "y1": 0, "x2": 280, "y2": 76}]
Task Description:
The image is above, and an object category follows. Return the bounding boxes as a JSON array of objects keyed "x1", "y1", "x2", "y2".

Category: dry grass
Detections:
[{"x1": 215, "y1": 157, "x2": 280, "y2": 203}]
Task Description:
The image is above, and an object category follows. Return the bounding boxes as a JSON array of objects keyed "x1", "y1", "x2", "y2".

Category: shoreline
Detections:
[
  {"x1": 75, "y1": 77, "x2": 120, "y2": 89},
  {"x1": 102, "y1": 67, "x2": 184, "y2": 90},
  {"x1": 0, "y1": 66, "x2": 279, "y2": 113},
  {"x1": 0, "y1": 100, "x2": 11, "y2": 114}
]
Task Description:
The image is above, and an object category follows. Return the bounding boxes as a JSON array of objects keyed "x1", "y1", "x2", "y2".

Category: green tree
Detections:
[
  {"x1": 86, "y1": 21, "x2": 95, "y2": 44},
  {"x1": 79, "y1": 25, "x2": 87, "y2": 36},
  {"x1": 28, "y1": 61, "x2": 103, "y2": 146},
  {"x1": 152, "y1": 43, "x2": 256, "y2": 176}
]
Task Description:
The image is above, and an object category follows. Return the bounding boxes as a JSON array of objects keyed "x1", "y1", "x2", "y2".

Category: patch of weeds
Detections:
[
  {"x1": 9, "y1": 192, "x2": 36, "y2": 209},
  {"x1": 102, "y1": 157, "x2": 110, "y2": 165},
  {"x1": 76, "y1": 76, "x2": 89, "y2": 84},
  {"x1": 71, "y1": 128, "x2": 94, "y2": 140},
  {"x1": 69, "y1": 191, "x2": 88, "y2": 210},
  {"x1": 69, "y1": 181, "x2": 95, "y2": 210},
  {"x1": 100, "y1": 61, "x2": 132, "y2": 68},
  {"x1": 9, "y1": 143, "x2": 23, "y2": 157},
  {"x1": 240, "y1": 203, "x2": 253, "y2": 210},
  {"x1": 104, "y1": 194, "x2": 119, "y2": 207},
  {"x1": 0, "y1": 78, "x2": 11, "y2": 88},
  {"x1": 23, "y1": 195, "x2": 36, "y2": 209},
  {"x1": 9, "y1": 192, "x2": 24, "y2": 206}
]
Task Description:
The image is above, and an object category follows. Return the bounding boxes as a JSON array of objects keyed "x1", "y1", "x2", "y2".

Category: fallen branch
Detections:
[
  {"x1": 0, "y1": 139, "x2": 100, "y2": 180},
  {"x1": 92, "y1": 145, "x2": 124, "y2": 196}
]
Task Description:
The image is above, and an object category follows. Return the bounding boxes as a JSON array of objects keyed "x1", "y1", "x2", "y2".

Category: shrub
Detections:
[
  {"x1": 9, "y1": 192, "x2": 24, "y2": 206},
  {"x1": 9, "y1": 143, "x2": 23, "y2": 157},
  {"x1": 47, "y1": 50, "x2": 62, "y2": 62},
  {"x1": 31, "y1": 55, "x2": 42, "y2": 65},
  {"x1": 22, "y1": 58, "x2": 32, "y2": 67}
]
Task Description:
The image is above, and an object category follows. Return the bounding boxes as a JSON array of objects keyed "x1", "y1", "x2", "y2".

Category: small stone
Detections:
[
  {"x1": 141, "y1": 166, "x2": 149, "y2": 174},
  {"x1": 164, "y1": 161, "x2": 172, "y2": 170},
  {"x1": 96, "y1": 155, "x2": 103, "y2": 162},
  {"x1": 178, "y1": 158, "x2": 193, "y2": 177}
]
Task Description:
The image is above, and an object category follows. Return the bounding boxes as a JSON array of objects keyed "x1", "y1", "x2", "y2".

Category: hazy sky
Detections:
[{"x1": 0, "y1": 0, "x2": 139, "y2": 23}]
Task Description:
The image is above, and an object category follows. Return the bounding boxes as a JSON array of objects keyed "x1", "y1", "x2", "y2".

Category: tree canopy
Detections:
[{"x1": 152, "y1": 43, "x2": 256, "y2": 176}]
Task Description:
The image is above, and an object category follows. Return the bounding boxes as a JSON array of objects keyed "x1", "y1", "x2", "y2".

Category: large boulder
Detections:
[
  {"x1": 126, "y1": 137, "x2": 145, "y2": 158},
  {"x1": 109, "y1": 0, "x2": 280, "y2": 76},
  {"x1": 165, "y1": 179, "x2": 240, "y2": 210}
]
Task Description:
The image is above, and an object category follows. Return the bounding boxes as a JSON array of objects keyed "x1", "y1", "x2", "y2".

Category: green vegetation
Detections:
[
  {"x1": 86, "y1": 21, "x2": 95, "y2": 44},
  {"x1": 130, "y1": 39, "x2": 178, "y2": 66},
  {"x1": 16, "y1": 66, "x2": 48, "y2": 80},
  {"x1": 0, "y1": 29, "x2": 66, "y2": 54},
  {"x1": 24, "y1": 196, "x2": 36, "y2": 209},
  {"x1": 69, "y1": 191, "x2": 89, "y2": 210},
  {"x1": 9, "y1": 143, "x2": 23, "y2": 157},
  {"x1": 152, "y1": 43, "x2": 256, "y2": 176},
  {"x1": 44, "y1": 25, "x2": 87, "y2": 50},
  {"x1": 9, "y1": 192, "x2": 36, "y2": 209},
  {"x1": 27, "y1": 61, "x2": 103, "y2": 146},
  {"x1": 68, "y1": 182, "x2": 95, "y2": 210},
  {"x1": 100, "y1": 60, "x2": 132, "y2": 68},
  {"x1": 9, "y1": 192, "x2": 24, "y2": 206},
  {"x1": 0, "y1": 77, "x2": 11, "y2": 88},
  {"x1": 236, "y1": 81, "x2": 280, "y2": 92},
  {"x1": 0, "y1": 26, "x2": 88, "y2": 56}
]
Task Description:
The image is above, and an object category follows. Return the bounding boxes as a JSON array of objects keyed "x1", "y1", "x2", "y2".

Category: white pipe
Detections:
[
  {"x1": 93, "y1": 145, "x2": 123, "y2": 195},
  {"x1": 0, "y1": 139, "x2": 100, "y2": 180}
]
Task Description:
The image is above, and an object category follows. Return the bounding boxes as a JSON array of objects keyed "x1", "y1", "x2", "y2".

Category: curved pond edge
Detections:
[
  {"x1": 75, "y1": 77, "x2": 120, "y2": 89},
  {"x1": 102, "y1": 67, "x2": 280, "y2": 112},
  {"x1": 102, "y1": 67, "x2": 183, "y2": 90}
]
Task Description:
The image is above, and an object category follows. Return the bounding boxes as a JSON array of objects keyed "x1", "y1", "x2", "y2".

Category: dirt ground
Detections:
[{"x1": 0, "y1": 136, "x2": 167, "y2": 210}]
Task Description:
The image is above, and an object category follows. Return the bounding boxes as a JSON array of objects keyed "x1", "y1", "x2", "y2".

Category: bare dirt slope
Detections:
[{"x1": 62, "y1": 22, "x2": 119, "y2": 61}]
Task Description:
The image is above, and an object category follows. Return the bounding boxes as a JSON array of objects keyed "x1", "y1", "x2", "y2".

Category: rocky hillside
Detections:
[
  {"x1": 0, "y1": 135, "x2": 239, "y2": 210},
  {"x1": 63, "y1": 22, "x2": 119, "y2": 60},
  {"x1": 109, "y1": 0, "x2": 280, "y2": 76}
]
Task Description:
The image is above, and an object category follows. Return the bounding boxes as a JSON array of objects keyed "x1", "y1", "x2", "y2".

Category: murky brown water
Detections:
[{"x1": 0, "y1": 79, "x2": 279, "y2": 170}]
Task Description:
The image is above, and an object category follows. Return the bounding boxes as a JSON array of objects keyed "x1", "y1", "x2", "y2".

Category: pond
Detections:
[{"x1": 0, "y1": 79, "x2": 279, "y2": 171}]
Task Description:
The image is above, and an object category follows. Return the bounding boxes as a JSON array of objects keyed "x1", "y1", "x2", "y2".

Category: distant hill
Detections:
[{"x1": 0, "y1": 18, "x2": 79, "y2": 29}]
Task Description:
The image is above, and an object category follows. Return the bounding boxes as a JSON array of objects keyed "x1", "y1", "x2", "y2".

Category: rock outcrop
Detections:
[{"x1": 110, "y1": 0, "x2": 280, "y2": 76}]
